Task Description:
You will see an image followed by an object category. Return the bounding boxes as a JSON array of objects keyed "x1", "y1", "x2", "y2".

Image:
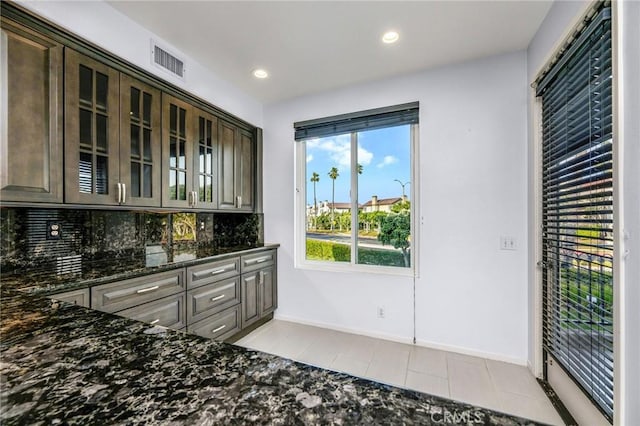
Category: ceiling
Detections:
[{"x1": 107, "y1": 1, "x2": 553, "y2": 104}]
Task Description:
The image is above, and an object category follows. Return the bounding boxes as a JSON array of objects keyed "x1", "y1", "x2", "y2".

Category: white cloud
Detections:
[
  {"x1": 306, "y1": 134, "x2": 373, "y2": 169},
  {"x1": 377, "y1": 155, "x2": 398, "y2": 168},
  {"x1": 306, "y1": 154, "x2": 313, "y2": 163}
]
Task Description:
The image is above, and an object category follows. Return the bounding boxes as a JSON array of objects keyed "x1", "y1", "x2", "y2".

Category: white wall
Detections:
[
  {"x1": 264, "y1": 51, "x2": 529, "y2": 363},
  {"x1": 619, "y1": 1, "x2": 640, "y2": 424},
  {"x1": 527, "y1": 1, "x2": 640, "y2": 424},
  {"x1": 16, "y1": 0, "x2": 263, "y2": 127}
]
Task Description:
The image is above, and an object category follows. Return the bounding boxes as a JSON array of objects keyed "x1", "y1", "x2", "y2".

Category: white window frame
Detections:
[{"x1": 295, "y1": 123, "x2": 419, "y2": 277}]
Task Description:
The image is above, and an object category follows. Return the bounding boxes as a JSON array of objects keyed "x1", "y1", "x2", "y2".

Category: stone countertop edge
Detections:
[{"x1": 21, "y1": 243, "x2": 281, "y2": 297}]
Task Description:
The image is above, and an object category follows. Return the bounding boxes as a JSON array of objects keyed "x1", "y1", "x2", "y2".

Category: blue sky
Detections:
[{"x1": 305, "y1": 125, "x2": 411, "y2": 205}]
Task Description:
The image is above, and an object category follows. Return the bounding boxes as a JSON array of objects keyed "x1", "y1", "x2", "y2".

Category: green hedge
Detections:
[
  {"x1": 306, "y1": 239, "x2": 350, "y2": 261},
  {"x1": 306, "y1": 239, "x2": 406, "y2": 267}
]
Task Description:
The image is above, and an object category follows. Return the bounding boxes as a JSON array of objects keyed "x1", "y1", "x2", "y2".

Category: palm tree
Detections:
[
  {"x1": 328, "y1": 167, "x2": 339, "y2": 231},
  {"x1": 310, "y1": 172, "x2": 320, "y2": 226}
]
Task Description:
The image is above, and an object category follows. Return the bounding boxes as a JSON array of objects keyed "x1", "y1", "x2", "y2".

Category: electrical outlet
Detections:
[
  {"x1": 500, "y1": 236, "x2": 517, "y2": 251},
  {"x1": 46, "y1": 221, "x2": 62, "y2": 240},
  {"x1": 377, "y1": 306, "x2": 385, "y2": 319}
]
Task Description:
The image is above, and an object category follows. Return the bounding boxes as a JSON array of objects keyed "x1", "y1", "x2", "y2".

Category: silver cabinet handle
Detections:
[
  {"x1": 236, "y1": 195, "x2": 242, "y2": 208},
  {"x1": 256, "y1": 258, "x2": 268, "y2": 264},
  {"x1": 210, "y1": 269, "x2": 226, "y2": 275},
  {"x1": 150, "y1": 319, "x2": 160, "y2": 325},
  {"x1": 136, "y1": 285, "x2": 159, "y2": 294},
  {"x1": 212, "y1": 325, "x2": 226, "y2": 334},
  {"x1": 117, "y1": 183, "x2": 122, "y2": 204},
  {"x1": 210, "y1": 294, "x2": 225, "y2": 302},
  {"x1": 192, "y1": 191, "x2": 198, "y2": 207},
  {"x1": 188, "y1": 190, "x2": 193, "y2": 207},
  {"x1": 121, "y1": 183, "x2": 126, "y2": 204}
]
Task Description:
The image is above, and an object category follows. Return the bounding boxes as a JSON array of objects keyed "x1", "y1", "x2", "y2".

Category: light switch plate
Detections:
[{"x1": 500, "y1": 236, "x2": 517, "y2": 250}]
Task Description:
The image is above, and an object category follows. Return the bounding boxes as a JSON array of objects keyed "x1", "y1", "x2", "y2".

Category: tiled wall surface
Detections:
[{"x1": 0, "y1": 208, "x2": 263, "y2": 287}]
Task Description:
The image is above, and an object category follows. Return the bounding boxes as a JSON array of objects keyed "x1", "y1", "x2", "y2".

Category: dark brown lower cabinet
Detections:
[
  {"x1": 241, "y1": 264, "x2": 277, "y2": 329},
  {"x1": 49, "y1": 249, "x2": 276, "y2": 340},
  {"x1": 187, "y1": 304, "x2": 241, "y2": 341},
  {"x1": 116, "y1": 293, "x2": 186, "y2": 330}
]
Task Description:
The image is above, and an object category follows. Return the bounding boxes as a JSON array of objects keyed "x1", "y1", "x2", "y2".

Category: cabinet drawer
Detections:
[
  {"x1": 117, "y1": 293, "x2": 186, "y2": 330},
  {"x1": 187, "y1": 305, "x2": 241, "y2": 341},
  {"x1": 241, "y1": 250, "x2": 275, "y2": 273},
  {"x1": 91, "y1": 269, "x2": 184, "y2": 313},
  {"x1": 187, "y1": 277, "x2": 240, "y2": 324},
  {"x1": 49, "y1": 288, "x2": 90, "y2": 308},
  {"x1": 186, "y1": 257, "x2": 240, "y2": 289}
]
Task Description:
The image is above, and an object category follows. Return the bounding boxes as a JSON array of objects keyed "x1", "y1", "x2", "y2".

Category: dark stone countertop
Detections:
[
  {"x1": 0, "y1": 287, "x2": 546, "y2": 425},
  {"x1": 3, "y1": 243, "x2": 280, "y2": 296}
]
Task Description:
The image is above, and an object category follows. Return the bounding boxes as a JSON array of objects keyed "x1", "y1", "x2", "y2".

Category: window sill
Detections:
[{"x1": 295, "y1": 259, "x2": 416, "y2": 278}]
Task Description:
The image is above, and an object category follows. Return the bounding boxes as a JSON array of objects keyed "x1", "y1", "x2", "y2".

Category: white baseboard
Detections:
[
  {"x1": 273, "y1": 313, "x2": 528, "y2": 366},
  {"x1": 414, "y1": 338, "x2": 527, "y2": 366},
  {"x1": 273, "y1": 313, "x2": 413, "y2": 345}
]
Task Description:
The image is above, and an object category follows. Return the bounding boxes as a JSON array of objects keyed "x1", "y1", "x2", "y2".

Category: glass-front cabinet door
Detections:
[
  {"x1": 64, "y1": 49, "x2": 119, "y2": 205},
  {"x1": 161, "y1": 94, "x2": 193, "y2": 208},
  {"x1": 194, "y1": 109, "x2": 218, "y2": 209},
  {"x1": 120, "y1": 74, "x2": 161, "y2": 207}
]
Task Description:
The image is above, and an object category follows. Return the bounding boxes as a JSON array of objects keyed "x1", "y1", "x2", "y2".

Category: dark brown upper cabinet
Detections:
[
  {"x1": 162, "y1": 94, "x2": 221, "y2": 210},
  {"x1": 65, "y1": 49, "x2": 162, "y2": 207},
  {"x1": 120, "y1": 74, "x2": 162, "y2": 207},
  {"x1": 64, "y1": 49, "x2": 119, "y2": 205},
  {"x1": 218, "y1": 120, "x2": 254, "y2": 211},
  {"x1": 162, "y1": 94, "x2": 194, "y2": 208},
  {"x1": 0, "y1": 19, "x2": 63, "y2": 203},
  {"x1": 193, "y1": 109, "x2": 218, "y2": 209}
]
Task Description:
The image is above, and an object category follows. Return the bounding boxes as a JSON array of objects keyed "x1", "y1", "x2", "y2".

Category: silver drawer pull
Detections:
[
  {"x1": 136, "y1": 285, "x2": 159, "y2": 294},
  {"x1": 212, "y1": 325, "x2": 226, "y2": 334},
  {"x1": 249, "y1": 257, "x2": 270, "y2": 265},
  {"x1": 210, "y1": 269, "x2": 226, "y2": 275},
  {"x1": 150, "y1": 319, "x2": 160, "y2": 325},
  {"x1": 210, "y1": 294, "x2": 225, "y2": 302}
]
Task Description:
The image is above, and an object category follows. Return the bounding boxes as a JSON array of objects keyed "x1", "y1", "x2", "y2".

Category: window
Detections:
[
  {"x1": 294, "y1": 103, "x2": 418, "y2": 274},
  {"x1": 535, "y1": 4, "x2": 613, "y2": 421}
]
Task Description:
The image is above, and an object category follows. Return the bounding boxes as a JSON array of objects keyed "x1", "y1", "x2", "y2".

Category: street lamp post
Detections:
[{"x1": 394, "y1": 179, "x2": 410, "y2": 198}]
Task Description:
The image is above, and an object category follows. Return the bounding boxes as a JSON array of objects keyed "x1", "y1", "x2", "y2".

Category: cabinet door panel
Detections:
[
  {"x1": 49, "y1": 288, "x2": 90, "y2": 308},
  {"x1": 119, "y1": 74, "x2": 161, "y2": 207},
  {"x1": 238, "y1": 129, "x2": 255, "y2": 211},
  {"x1": 260, "y1": 266, "x2": 277, "y2": 315},
  {"x1": 0, "y1": 20, "x2": 63, "y2": 203},
  {"x1": 187, "y1": 305, "x2": 241, "y2": 341},
  {"x1": 194, "y1": 109, "x2": 218, "y2": 209},
  {"x1": 217, "y1": 120, "x2": 236, "y2": 209},
  {"x1": 187, "y1": 276, "x2": 240, "y2": 324},
  {"x1": 241, "y1": 273, "x2": 260, "y2": 327},
  {"x1": 186, "y1": 257, "x2": 240, "y2": 289},
  {"x1": 162, "y1": 94, "x2": 193, "y2": 208},
  {"x1": 241, "y1": 250, "x2": 275, "y2": 274},
  {"x1": 64, "y1": 49, "x2": 119, "y2": 204},
  {"x1": 117, "y1": 293, "x2": 186, "y2": 330},
  {"x1": 91, "y1": 269, "x2": 184, "y2": 313}
]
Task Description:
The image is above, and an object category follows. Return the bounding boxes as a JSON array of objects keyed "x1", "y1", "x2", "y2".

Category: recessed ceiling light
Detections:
[
  {"x1": 253, "y1": 69, "x2": 269, "y2": 79},
  {"x1": 382, "y1": 31, "x2": 399, "y2": 44}
]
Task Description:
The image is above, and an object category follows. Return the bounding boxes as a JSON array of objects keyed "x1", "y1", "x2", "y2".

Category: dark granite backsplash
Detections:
[{"x1": 0, "y1": 208, "x2": 263, "y2": 288}]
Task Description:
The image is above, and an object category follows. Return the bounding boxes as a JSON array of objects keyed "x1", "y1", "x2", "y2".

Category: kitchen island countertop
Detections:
[{"x1": 0, "y1": 287, "x2": 544, "y2": 425}]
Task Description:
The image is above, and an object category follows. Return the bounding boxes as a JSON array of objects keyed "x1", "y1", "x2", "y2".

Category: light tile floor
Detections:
[{"x1": 234, "y1": 320, "x2": 564, "y2": 425}]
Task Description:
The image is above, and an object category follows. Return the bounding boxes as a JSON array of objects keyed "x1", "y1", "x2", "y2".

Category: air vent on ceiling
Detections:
[{"x1": 151, "y1": 40, "x2": 186, "y2": 80}]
